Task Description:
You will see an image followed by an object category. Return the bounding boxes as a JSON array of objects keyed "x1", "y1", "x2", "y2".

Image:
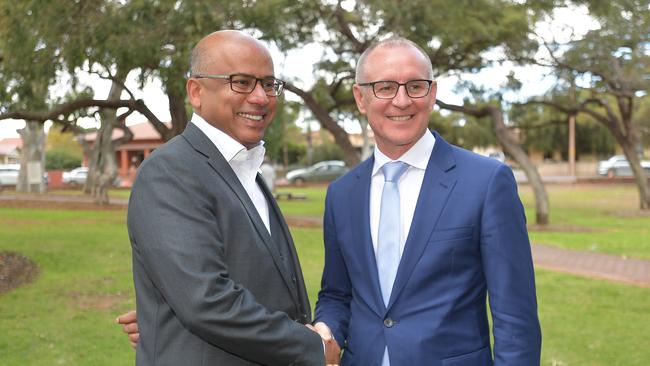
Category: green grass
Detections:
[
  {"x1": 275, "y1": 186, "x2": 326, "y2": 217},
  {"x1": 1, "y1": 183, "x2": 650, "y2": 364},
  {"x1": 0, "y1": 207, "x2": 135, "y2": 365},
  {"x1": 520, "y1": 184, "x2": 650, "y2": 259},
  {"x1": 536, "y1": 269, "x2": 650, "y2": 365},
  {"x1": 50, "y1": 188, "x2": 131, "y2": 200}
]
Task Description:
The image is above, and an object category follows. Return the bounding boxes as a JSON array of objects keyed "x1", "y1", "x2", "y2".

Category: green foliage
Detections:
[
  {"x1": 45, "y1": 149, "x2": 82, "y2": 170},
  {"x1": 512, "y1": 101, "x2": 617, "y2": 160},
  {"x1": 561, "y1": 0, "x2": 649, "y2": 93},
  {"x1": 45, "y1": 128, "x2": 83, "y2": 156},
  {"x1": 264, "y1": 98, "x2": 306, "y2": 165},
  {"x1": 303, "y1": 141, "x2": 346, "y2": 164},
  {"x1": 430, "y1": 110, "x2": 498, "y2": 150}
]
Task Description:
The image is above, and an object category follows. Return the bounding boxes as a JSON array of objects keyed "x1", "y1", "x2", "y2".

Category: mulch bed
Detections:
[{"x1": 0, "y1": 252, "x2": 40, "y2": 295}]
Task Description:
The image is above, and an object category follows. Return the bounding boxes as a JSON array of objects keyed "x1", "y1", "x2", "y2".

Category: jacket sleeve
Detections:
[
  {"x1": 480, "y1": 164, "x2": 542, "y2": 365},
  {"x1": 129, "y1": 156, "x2": 324, "y2": 366},
  {"x1": 314, "y1": 185, "x2": 352, "y2": 348}
]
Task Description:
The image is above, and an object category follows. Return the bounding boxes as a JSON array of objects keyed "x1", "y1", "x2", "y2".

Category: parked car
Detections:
[
  {"x1": 0, "y1": 164, "x2": 48, "y2": 188},
  {"x1": 62, "y1": 167, "x2": 88, "y2": 186},
  {"x1": 597, "y1": 155, "x2": 650, "y2": 177},
  {"x1": 62, "y1": 167, "x2": 122, "y2": 187},
  {"x1": 487, "y1": 151, "x2": 506, "y2": 163},
  {"x1": 0, "y1": 164, "x2": 20, "y2": 186},
  {"x1": 286, "y1": 160, "x2": 348, "y2": 185}
]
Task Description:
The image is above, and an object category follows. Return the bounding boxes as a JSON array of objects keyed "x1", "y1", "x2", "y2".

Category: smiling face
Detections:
[
  {"x1": 353, "y1": 43, "x2": 437, "y2": 159},
  {"x1": 187, "y1": 31, "x2": 277, "y2": 149}
]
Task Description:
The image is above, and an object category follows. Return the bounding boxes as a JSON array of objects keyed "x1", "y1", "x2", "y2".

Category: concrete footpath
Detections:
[
  {"x1": 532, "y1": 243, "x2": 650, "y2": 288},
  {"x1": 1, "y1": 193, "x2": 649, "y2": 288}
]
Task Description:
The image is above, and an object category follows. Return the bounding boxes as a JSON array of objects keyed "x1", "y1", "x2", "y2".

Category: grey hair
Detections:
[
  {"x1": 189, "y1": 44, "x2": 205, "y2": 75},
  {"x1": 355, "y1": 36, "x2": 434, "y2": 83}
]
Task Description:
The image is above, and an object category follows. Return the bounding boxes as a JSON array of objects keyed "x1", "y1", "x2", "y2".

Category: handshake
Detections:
[
  {"x1": 305, "y1": 322, "x2": 341, "y2": 366},
  {"x1": 117, "y1": 311, "x2": 341, "y2": 365}
]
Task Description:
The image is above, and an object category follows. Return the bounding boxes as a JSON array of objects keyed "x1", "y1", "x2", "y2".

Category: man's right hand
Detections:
[
  {"x1": 311, "y1": 322, "x2": 341, "y2": 366},
  {"x1": 116, "y1": 310, "x2": 139, "y2": 349}
]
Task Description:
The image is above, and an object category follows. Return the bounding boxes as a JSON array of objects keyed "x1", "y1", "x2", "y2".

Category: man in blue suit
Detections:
[{"x1": 314, "y1": 37, "x2": 542, "y2": 365}]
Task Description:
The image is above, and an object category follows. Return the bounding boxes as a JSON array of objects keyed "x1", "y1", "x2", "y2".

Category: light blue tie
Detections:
[
  {"x1": 377, "y1": 161, "x2": 408, "y2": 366},
  {"x1": 377, "y1": 161, "x2": 409, "y2": 305}
]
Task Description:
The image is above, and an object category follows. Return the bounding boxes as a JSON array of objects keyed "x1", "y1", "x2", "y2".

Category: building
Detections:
[
  {"x1": 0, "y1": 138, "x2": 22, "y2": 164},
  {"x1": 84, "y1": 121, "x2": 167, "y2": 186}
]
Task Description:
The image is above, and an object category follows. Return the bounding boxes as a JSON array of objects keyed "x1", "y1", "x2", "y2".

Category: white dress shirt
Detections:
[
  {"x1": 370, "y1": 130, "x2": 435, "y2": 258},
  {"x1": 191, "y1": 113, "x2": 271, "y2": 234}
]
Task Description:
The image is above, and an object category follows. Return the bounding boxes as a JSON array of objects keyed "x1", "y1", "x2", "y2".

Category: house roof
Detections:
[
  {"x1": 0, "y1": 138, "x2": 22, "y2": 156},
  {"x1": 84, "y1": 121, "x2": 170, "y2": 142}
]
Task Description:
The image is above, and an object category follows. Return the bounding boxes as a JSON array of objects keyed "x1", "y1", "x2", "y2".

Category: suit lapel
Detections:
[
  {"x1": 350, "y1": 157, "x2": 386, "y2": 317},
  {"x1": 257, "y1": 174, "x2": 304, "y2": 308},
  {"x1": 181, "y1": 124, "x2": 299, "y2": 304},
  {"x1": 388, "y1": 132, "x2": 457, "y2": 309}
]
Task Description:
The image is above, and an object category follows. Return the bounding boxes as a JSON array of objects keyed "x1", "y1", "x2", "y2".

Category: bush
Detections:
[{"x1": 45, "y1": 149, "x2": 81, "y2": 170}]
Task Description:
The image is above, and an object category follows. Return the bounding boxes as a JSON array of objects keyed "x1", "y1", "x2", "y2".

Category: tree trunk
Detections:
[
  {"x1": 621, "y1": 140, "x2": 650, "y2": 209},
  {"x1": 84, "y1": 71, "x2": 127, "y2": 204},
  {"x1": 587, "y1": 96, "x2": 650, "y2": 209},
  {"x1": 17, "y1": 121, "x2": 46, "y2": 193},
  {"x1": 359, "y1": 118, "x2": 372, "y2": 160},
  {"x1": 437, "y1": 100, "x2": 550, "y2": 225},
  {"x1": 488, "y1": 105, "x2": 549, "y2": 225},
  {"x1": 167, "y1": 88, "x2": 189, "y2": 139},
  {"x1": 285, "y1": 83, "x2": 361, "y2": 167}
]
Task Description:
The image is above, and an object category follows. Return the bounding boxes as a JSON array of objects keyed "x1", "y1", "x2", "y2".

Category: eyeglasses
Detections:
[
  {"x1": 191, "y1": 73, "x2": 285, "y2": 96},
  {"x1": 357, "y1": 79, "x2": 433, "y2": 99}
]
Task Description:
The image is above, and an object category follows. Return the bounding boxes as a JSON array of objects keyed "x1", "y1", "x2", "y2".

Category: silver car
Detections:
[
  {"x1": 286, "y1": 160, "x2": 348, "y2": 185},
  {"x1": 597, "y1": 155, "x2": 650, "y2": 177},
  {"x1": 0, "y1": 164, "x2": 20, "y2": 186},
  {"x1": 62, "y1": 167, "x2": 88, "y2": 186}
]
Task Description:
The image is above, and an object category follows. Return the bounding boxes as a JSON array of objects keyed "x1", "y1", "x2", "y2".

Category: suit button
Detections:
[
  {"x1": 384, "y1": 318, "x2": 395, "y2": 327},
  {"x1": 292, "y1": 276, "x2": 297, "y2": 283}
]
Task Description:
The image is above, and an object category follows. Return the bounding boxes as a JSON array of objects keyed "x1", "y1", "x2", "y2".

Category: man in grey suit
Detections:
[{"x1": 124, "y1": 30, "x2": 331, "y2": 365}]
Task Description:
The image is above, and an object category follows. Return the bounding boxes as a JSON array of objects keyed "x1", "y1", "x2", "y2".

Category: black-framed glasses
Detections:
[
  {"x1": 192, "y1": 73, "x2": 285, "y2": 96},
  {"x1": 357, "y1": 79, "x2": 433, "y2": 99}
]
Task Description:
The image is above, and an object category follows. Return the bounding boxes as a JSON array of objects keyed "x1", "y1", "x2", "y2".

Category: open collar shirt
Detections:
[{"x1": 191, "y1": 113, "x2": 270, "y2": 234}]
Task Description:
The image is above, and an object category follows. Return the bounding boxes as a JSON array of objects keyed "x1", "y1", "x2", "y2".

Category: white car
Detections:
[
  {"x1": 62, "y1": 167, "x2": 88, "y2": 186},
  {"x1": 0, "y1": 164, "x2": 48, "y2": 187},
  {"x1": 0, "y1": 164, "x2": 20, "y2": 186},
  {"x1": 62, "y1": 167, "x2": 121, "y2": 187},
  {"x1": 597, "y1": 155, "x2": 650, "y2": 177}
]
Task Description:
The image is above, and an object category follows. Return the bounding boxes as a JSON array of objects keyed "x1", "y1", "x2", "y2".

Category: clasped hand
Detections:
[{"x1": 305, "y1": 322, "x2": 341, "y2": 366}]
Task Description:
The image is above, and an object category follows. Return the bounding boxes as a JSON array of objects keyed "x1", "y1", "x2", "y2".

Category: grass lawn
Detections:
[
  {"x1": 519, "y1": 183, "x2": 650, "y2": 259},
  {"x1": 1, "y1": 182, "x2": 649, "y2": 364},
  {"x1": 278, "y1": 183, "x2": 650, "y2": 259},
  {"x1": 0, "y1": 207, "x2": 135, "y2": 365}
]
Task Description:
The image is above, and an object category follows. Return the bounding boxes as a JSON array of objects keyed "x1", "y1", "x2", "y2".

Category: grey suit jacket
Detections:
[{"x1": 128, "y1": 123, "x2": 324, "y2": 366}]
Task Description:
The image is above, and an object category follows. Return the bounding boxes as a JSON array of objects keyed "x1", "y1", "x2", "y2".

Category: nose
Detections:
[
  {"x1": 247, "y1": 81, "x2": 270, "y2": 105},
  {"x1": 391, "y1": 85, "x2": 412, "y2": 109}
]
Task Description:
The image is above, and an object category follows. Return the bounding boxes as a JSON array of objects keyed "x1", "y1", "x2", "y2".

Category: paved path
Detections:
[
  {"x1": 2, "y1": 193, "x2": 649, "y2": 288},
  {"x1": 532, "y1": 243, "x2": 650, "y2": 288}
]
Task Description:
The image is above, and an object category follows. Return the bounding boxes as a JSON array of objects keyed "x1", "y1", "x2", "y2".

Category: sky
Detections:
[{"x1": 0, "y1": 5, "x2": 599, "y2": 140}]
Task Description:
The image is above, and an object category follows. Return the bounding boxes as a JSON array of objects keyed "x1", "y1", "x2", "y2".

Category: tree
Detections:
[
  {"x1": 530, "y1": 0, "x2": 650, "y2": 208},
  {"x1": 0, "y1": 0, "x2": 319, "y2": 201}
]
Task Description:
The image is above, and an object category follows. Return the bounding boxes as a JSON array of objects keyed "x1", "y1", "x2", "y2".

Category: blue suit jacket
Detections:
[{"x1": 315, "y1": 132, "x2": 541, "y2": 366}]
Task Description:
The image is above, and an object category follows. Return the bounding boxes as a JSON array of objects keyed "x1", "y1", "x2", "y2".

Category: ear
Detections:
[
  {"x1": 429, "y1": 80, "x2": 438, "y2": 107},
  {"x1": 186, "y1": 78, "x2": 202, "y2": 110},
  {"x1": 352, "y1": 84, "x2": 367, "y2": 115}
]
